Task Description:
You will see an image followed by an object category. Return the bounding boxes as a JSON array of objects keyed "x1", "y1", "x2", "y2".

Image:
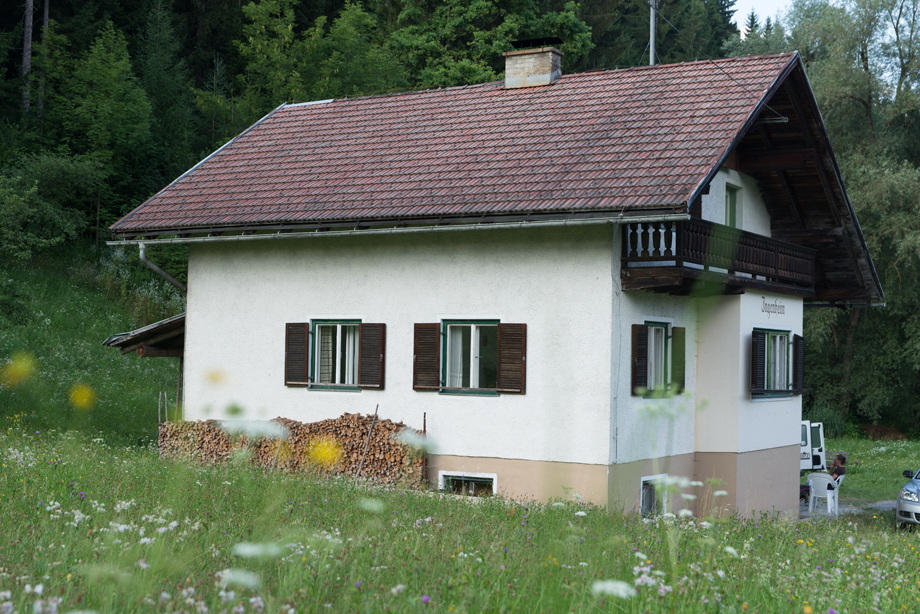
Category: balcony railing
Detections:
[{"x1": 622, "y1": 219, "x2": 816, "y2": 290}]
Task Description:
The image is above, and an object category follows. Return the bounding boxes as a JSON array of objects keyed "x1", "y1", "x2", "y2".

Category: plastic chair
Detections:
[{"x1": 807, "y1": 473, "x2": 841, "y2": 516}]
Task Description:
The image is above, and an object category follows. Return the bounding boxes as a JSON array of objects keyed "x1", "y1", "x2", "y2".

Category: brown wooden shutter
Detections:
[
  {"x1": 631, "y1": 324, "x2": 648, "y2": 396},
  {"x1": 671, "y1": 327, "x2": 686, "y2": 393},
  {"x1": 358, "y1": 323, "x2": 386, "y2": 389},
  {"x1": 413, "y1": 323, "x2": 440, "y2": 390},
  {"x1": 792, "y1": 334, "x2": 805, "y2": 393},
  {"x1": 751, "y1": 331, "x2": 767, "y2": 392},
  {"x1": 496, "y1": 323, "x2": 526, "y2": 394},
  {"x1": 285, "y1": 323, "x2": 309, "y2": 386}
]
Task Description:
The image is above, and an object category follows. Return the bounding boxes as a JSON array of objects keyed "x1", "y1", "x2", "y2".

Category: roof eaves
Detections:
[
  {"x1": 684, "y1": 52, "x2": 800, "y2": 210},
  {"x1": 793, "y1": 63, "x2": 884, "y2": 302}
]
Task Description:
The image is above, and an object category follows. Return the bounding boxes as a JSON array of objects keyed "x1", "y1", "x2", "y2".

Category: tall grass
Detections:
[
  {"x1": 0, "y1": 245, "x2": 182, "y2": 445},
  {"x1": 1, "y1": 427, "x2": 918, "y2": 614}
]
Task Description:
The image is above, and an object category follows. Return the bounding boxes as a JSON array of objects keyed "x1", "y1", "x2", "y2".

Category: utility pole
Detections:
[{"x1": 649, "y1": 0, "x2": 656, "y2": 66}]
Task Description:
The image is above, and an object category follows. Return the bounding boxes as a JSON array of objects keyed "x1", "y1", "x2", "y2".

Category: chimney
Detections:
[{"x1": 503, "y1": 37, "x2": 564, "y2": 89}]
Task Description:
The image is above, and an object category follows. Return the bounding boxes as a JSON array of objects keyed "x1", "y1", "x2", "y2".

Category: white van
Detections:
[{"x1": 800, "y1": 421, "x2": 826, "y2": 473}]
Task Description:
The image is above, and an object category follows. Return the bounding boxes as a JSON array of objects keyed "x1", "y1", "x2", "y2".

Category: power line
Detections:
[{"x1": 640, "y1": 0, "x2": 787, "y2": 120}]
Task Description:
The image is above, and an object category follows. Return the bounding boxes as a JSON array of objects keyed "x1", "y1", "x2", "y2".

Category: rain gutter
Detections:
[
  {"x1": 139, "y1": 242, "x2": 187, "y2": 295},
  {"x1": 107, "y1": 213, "x2": 689, "y2": 247}
]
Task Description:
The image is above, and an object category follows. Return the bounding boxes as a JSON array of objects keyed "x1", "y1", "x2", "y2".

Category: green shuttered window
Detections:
[
  {"x1": 413, "y1": 321, "x2": 526, "y2": 394},
  {"x1": 751, "y1": 329, "x2": 804, "y2": 396},
  {"x1": 284, "y1": 321, "x2": 386, "y2": 390},
  {"x1": 631, "y1": 322, "x2": 685, "y2": 396}
]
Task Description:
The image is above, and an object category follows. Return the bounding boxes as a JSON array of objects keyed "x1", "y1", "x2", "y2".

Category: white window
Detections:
[
  {"x1": 631, "y1": 322, "x2": 686, "y2": 396},
  {"x1": 751, "y1": 328, "x2": 792, "y2": 393},
  {"x1": 725, "y1": 184, "x2": 740, "y2": 228},
  {"x1": 647, "y1": 323, "x2": 668, "y2": 392},
  {"x1": 445, "y1": 323, "x2": 498, "y2": 389},
  {"x1": 314, "y1": 322, "x2": 359, "y2": 385},
  {"x1": 640, "y1": 473, "x2": 668, "y2": 517},
  {"x1": 768, "y1": 331, "x2": 789, "y2": 390}
]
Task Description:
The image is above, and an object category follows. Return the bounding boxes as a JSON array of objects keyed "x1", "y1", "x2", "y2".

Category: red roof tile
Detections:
[{"x1": 111, "y1": 54, "x2": 796, "y2": 234}]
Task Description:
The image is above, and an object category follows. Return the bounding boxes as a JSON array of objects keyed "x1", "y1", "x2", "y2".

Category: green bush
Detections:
[
  {"x1": 0, "y1": 277, "x2": 29, "y2": 328},
  {"x1": 803, "y1": 403, "x2": 848, "y2": 438}
]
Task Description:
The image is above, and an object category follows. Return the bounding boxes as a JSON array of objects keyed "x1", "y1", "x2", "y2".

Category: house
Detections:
[{"x1": 107, "y1": 45, "x2": 882, "y2": 516}]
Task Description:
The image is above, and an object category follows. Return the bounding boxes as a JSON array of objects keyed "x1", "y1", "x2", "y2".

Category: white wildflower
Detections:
[
  {"x1": 574, "y1": 511, "x2": 587, "y2": 517},
  {"x1": 591, "y1": 580, "x2": 637, "y2": 598},
  {"x1": 217, "y1": 569, "x2": 261, "y2": 589},
  {"x1": 390, "y1": 584, "x2": 407, "y2": 596},
  {"x1": 232, "y1": 543, "x2": 284, "y2": 559},
  {"x1": 723, "y1": 546, "x2": 738, "y2": 558},
  {"x1": 358, "y1": 498, "x2": 385, "y2": 513},
  {"x1": 678, "y1": 509, "x2": 694, "y2": 518},
  {"x1": 713, "y1": 491, "x2": 728, "y2": 497}
]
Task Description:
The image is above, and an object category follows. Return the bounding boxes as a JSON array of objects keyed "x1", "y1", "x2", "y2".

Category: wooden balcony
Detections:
[{"x1": 621, "y1": 219, "x2": 816, "y2": 296}]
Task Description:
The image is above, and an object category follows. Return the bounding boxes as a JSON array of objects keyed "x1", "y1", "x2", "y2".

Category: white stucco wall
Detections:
[
  {"x1": 183, "y1": 226, "x2": 615, "y2": 466},
  {"x1": 738, "y1": 292, "x2": 803, "y2": 453},
  {"x1": 695, "y1": 292, "x2": 803, "y2": 454},
  {"x1": 611, "y1": 230, "x2": 698, "y2": 465},
  {"x1": 701, "y1": 168, "x2": 772, "y2": 237}
]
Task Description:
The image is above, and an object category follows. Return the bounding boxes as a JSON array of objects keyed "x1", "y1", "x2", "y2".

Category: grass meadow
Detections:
[
  {"x1": 0, "y1": 248, "x2": 182, "y2": 446},
  {"x1": 4, "y1": 250, "x2": 920, "y2": 613},
  {"x1": 1, "y1": 426, "x2": 920, "y2": 614}
]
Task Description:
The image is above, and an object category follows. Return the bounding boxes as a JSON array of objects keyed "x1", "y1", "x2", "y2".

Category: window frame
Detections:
[
  {"x1": 631, "y1": 321, "x2": 685, "y2": 397},
  {"x1": 639, "y1": 473, "x2": 669, "y2": 517},
  {"x1": 645, "y1": 321, "x2": 670, "y2": 395},
  {"x1": 310, "y1": 319, "x2": 362, "y2": 391},
  {"x1": 752, "y1": 327, "x2": 792, "y2": 397},
  {"x1": 725, "y1": 184, "x2": 740, "y2": 228},
  {"x1": 440, "y1": 319, "x2": 501, "y2": 396}
]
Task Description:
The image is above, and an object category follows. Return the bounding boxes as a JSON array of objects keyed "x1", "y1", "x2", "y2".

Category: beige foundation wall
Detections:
[
  {"x1": 695, "y1": 444, "x2": 800, "y2": 517},
  {"x1": 431, "y1": 446, "x2": 799, "y2": 518},
  {"x1": 607, "y1": 453, "x2": 695, "y2": 513},
  {"x1": 428, "y1": 455, "x2": 608, "y2": 505}
]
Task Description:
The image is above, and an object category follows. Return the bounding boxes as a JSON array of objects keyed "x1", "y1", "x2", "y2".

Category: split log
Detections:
[{"x1": 158, "y1": 413, "x2": 424, "y2": 486}]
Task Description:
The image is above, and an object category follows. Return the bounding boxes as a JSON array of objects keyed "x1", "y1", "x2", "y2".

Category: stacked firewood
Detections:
[{"x1": 158, "y1": 413, "x2": 425, "y2": 486}]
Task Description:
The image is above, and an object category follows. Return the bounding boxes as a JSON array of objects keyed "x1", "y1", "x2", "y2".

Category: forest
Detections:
[{"x1": 2, "y1": 0, "x2": 920, "y2": 434}]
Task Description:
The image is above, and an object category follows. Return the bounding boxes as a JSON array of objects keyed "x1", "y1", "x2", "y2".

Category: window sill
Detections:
[
  {"x1": 439, "y1": 388, "x2": 500, "y2": 397},
  {"x1": 641, "y1": 388, "x2": 684, "y2": 400},
  {"x1": 751, "y1": 392, "x2": 795, "y2": 401},
  {"x1": 309, "y1": 384, "x2": 361, "y2": 392}
]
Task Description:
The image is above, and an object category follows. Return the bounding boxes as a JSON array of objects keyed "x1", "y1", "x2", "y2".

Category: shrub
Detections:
[
  {"x1": 803, "y1": 403, "x2": 848, "y2": 438},
  {"x1": 0, "y1": 277, "x2": 29, "y2": 328}
]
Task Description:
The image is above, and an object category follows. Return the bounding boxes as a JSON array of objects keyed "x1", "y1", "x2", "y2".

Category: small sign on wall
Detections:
[{"x1": 761, "y1": 296, "x2": 785, "y2": 319}]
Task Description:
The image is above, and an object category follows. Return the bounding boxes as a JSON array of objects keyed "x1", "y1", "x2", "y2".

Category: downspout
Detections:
[{"x1": 139, "y1": 243, "x2": 187, "y2": 295}]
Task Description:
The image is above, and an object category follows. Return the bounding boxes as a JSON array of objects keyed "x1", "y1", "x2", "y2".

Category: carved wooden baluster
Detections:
[
  {"x1": 663, "y1": 222, "x2": 673, "y2": 257},
  {"x1": 628, "y1": 224, "x2": 639, "y2": 258},
  {"x1": 640, "y1": 223, "x2": 650, "y2": 258}
]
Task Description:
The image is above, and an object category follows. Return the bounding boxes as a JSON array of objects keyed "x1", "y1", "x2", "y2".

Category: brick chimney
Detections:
[{"x1": 503, "y1": 37, "x2": 564, "y2": 89}]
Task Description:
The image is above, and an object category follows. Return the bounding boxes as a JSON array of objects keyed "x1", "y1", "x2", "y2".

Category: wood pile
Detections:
[{"x1": 158, "y1": 413, "x2": 425, "y2": 486}]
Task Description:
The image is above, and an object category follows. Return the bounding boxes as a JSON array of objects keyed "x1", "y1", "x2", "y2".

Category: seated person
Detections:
[{"x1": 799, "y1": 454, "x2": 846, "y2": 501}]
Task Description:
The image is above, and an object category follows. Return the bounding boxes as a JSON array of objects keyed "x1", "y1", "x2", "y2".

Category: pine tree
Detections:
[
  {"x1": 744, "y1": 9, "x2": 759, "y2": 37},
  {"x1": 139, "y1": 0, "x2": 195, "y2": 178}
]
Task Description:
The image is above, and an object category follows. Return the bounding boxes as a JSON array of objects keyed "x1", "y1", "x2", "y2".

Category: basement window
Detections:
[
  {"x1": 640, "y1": 474, "x2": 668, "y2": 517},
  {"x1": 438, "y1": 471, "x2": 496, "y2": 497}
]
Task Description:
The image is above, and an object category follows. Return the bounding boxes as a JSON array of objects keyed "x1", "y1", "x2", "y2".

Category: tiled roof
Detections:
[{"x1": 111, "y1": 53, "x2": 797, "y2": 233}]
